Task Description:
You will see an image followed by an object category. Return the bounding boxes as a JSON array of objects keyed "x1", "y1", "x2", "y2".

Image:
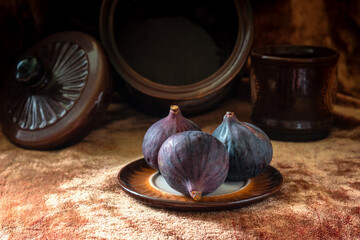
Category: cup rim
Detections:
[{"x1": 251, "y1": 45, "x2": 339, "y2": 63}]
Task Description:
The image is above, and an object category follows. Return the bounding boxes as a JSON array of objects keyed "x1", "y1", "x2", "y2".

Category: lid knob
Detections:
[{"x1": 15, "y1": 56, "x2": 50, "y2": 92}]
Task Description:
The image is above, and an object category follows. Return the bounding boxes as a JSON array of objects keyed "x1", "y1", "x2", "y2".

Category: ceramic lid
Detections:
[{"x1": 0, "y1": 31, "x2": 112, "y2": 149}]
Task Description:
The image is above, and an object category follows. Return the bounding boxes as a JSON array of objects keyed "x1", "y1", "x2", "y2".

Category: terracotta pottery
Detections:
[
  {"x1": 100, "y1": 0, "x2": 253, "y2": 115},
  {"x1": 0, "y1": 31, "x2": 113, "y2": 149},
  {"x1": 250, "y1": 45, "x2": 339, "y2": 141}
]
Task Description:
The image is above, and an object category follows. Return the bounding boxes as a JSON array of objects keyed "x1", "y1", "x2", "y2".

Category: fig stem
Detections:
[
  {"x1": 226, "y1": 111, "x2": 234, "y2": 117},
  {"x1": 170, "y1": 105, "x2": 180, "y2": 114},
  {"x1": 190, "y1": 191, "x2": 202, "y2": 201}
]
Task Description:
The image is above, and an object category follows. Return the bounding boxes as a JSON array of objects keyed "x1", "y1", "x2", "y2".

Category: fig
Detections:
[
  {"x1": 212, "y1": 112, "x2": 273, "y2": 181},
  {"x1": 158, "y1": 131, "x2": 229, "y2": 200},
  {"x1": 142, "y1": 105, "x2": 201, "y2": 171}
]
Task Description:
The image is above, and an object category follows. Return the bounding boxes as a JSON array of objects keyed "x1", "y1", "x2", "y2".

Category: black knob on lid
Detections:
[{"x1": 15, "y1": 56, "x2": 50, "y2": 92}]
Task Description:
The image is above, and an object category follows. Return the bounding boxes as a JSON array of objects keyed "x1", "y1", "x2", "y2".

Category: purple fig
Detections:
[
  {"x1": 158, "y1": 131, "x2": 229, "y2": 200},
  {"x1": 212, "y1": 112, "x2": 273, "y2": 181},
  {"x1": 142, "y1": 105, "x2": 201, "y2": 171}
]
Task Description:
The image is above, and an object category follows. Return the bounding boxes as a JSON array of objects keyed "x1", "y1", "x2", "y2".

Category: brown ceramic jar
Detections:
[
  {"x1": 250, "y1": 45, "x2": 339, "y2": 141},
  {"x1": 0, "y1": 31, "x2": 113, "y2": 149},
  {"x1": 100, "y1": 0, "x2": 253, "y2": 115}
]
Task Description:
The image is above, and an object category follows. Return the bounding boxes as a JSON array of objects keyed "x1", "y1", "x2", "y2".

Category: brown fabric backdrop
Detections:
[{"x1": 1, "y1": 0, "x2": 360, "y2": 98}]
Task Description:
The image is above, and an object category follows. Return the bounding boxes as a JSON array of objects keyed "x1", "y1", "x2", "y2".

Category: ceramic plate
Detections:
[{"x1": 118, "y1": 158, "x2": 283, "y2": 211}]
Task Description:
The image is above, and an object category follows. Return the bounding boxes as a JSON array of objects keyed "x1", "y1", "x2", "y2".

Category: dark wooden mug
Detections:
[{"x1": 250, "y1": 46, "x2": 339, "y2": 141}]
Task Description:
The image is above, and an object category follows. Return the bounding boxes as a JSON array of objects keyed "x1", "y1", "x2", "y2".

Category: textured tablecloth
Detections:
[{"x1": 0, "y1": 96, "x2": 359, "y2": 239}]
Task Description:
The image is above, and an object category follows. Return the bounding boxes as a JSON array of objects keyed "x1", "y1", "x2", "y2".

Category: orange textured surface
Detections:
[{"x1": 0, "y1": 96, "x2": 359, "y2": 239}]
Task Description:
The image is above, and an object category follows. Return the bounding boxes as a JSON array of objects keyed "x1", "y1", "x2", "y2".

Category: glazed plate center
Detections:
[{"x1": 150, "y1": 172, "x2": 250, "y2": 197}]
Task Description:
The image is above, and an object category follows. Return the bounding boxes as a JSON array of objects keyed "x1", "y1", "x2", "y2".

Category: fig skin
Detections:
[
  {"x1": 212, "y1": 112, "x2": 273, "y2": 181},
  {"x1": 142, "y1": 105, "x2": 201, "y2": 171},
  {"x1": 158, "y1": 131, "x2": 229, "y2": 200}
]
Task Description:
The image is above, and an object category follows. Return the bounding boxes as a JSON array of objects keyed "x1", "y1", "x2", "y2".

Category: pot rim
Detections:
[
  {"x1": 100, "y1": 0, "x2": 253, "y2": 100},
  {"x1": 251, "y1": 45, "x2": 339, "y2": 64}
]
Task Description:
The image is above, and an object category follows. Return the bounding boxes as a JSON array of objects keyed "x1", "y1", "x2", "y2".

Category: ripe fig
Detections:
[
  {"x1": 142, "y1": 105, "x2": 201, "y2": 171},
  {"x1": 212, "y1": 112, "x2": 273, "y2": 181},
  {"x1": 158, "y1": 131, "x2": 229, "y2": 200}
]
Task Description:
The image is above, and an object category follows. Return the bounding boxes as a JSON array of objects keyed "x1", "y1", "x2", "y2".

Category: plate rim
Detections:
[{"x1": 117, "y1": 158, "x2": 283, "y2": 211}]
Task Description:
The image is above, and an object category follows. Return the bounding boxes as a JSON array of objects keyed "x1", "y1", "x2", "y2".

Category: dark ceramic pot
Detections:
[
  {"x1": 0, "y1": 32, "x2": 113, "y2": 149},
  {"x1": 250, "y1": 45, "x2": 339, "y2": 141},
  {"x1": 100, "y1": 0, "x2": 253, "y2": 115}
]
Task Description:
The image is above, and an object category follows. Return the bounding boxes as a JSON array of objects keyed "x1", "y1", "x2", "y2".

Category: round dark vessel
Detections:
[
  {"x1": 0, "y1": 31, "x2": 113, "y2": 149},
  {"x1": 250, "y1": 45, "x2": 339, "y2": 141},
  {"x1": 100, "y1": 0, "x2": 253, "y2": 115}
]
